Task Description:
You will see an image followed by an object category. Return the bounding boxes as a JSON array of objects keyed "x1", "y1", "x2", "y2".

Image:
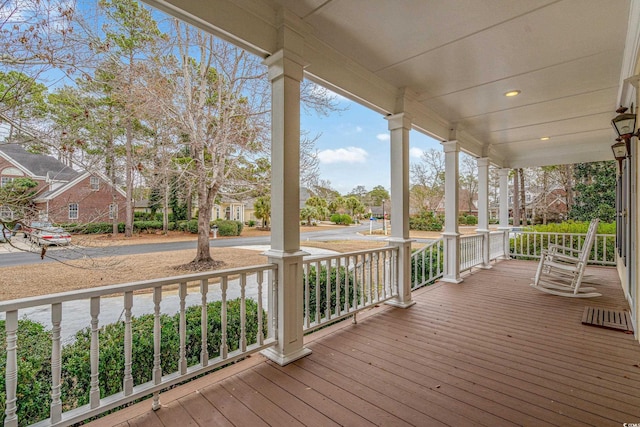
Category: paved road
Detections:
[{"x1": 0, "y1": 222, "x2": 409, "y2": 268}]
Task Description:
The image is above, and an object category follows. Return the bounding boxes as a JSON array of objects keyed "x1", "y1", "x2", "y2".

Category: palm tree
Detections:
[{"x1": 254, "y1": 196, "x2": 271, "y2": 229}]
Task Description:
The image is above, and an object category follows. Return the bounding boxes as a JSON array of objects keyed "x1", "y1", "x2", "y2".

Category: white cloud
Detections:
[
  {"x1": 376, "y1": 133, "x2": 390, "y2": 141},
  {"x1": 410, "y1": 147, "x2": 424, "y2": 159},
  {"x1": 355, "y1": 126, "x2": 363, "y2": 133},
  {"x1": 318, "y1": 147, "x2": 368, "y2": 164}
]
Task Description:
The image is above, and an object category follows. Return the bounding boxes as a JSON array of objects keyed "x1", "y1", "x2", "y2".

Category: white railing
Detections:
[
  {"x1": 510, "y1": 232, "x2": 616, "y2": 265},
  {"x1": 489, "y1": 231, "x2": 506, "y2": 260},
  {"x1": 302, "y1": 247, "x2": 398, "y2": 333},
  {"x1": 0, "y1": 264, "x2": 277, "y2": 427},
  {"x1": 410, "y1": 238, "x2": 444, "y2": 290},
  {"x1": 459, "y1": 234, "x2": 484, "y2": 271}
]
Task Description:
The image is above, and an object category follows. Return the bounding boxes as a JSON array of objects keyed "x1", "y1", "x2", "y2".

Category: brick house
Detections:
[{"x1": 0, "y1": 143, "x2": 126, "y2": 223}]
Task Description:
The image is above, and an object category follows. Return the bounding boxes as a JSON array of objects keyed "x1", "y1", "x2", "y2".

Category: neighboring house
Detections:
[
  {"x1": 434, "y1": 189, "x2": 478, "y2": 216},
  {"x1": 212, "y1": 198, "x2": 247, "y2": 222},
  {"x1": 0, "y1": 143, "x2": 127, "y2": 224}
]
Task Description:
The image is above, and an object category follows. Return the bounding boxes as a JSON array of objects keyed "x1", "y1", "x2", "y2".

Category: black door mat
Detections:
[{"x1": 582, "y1": 306, "x2": 634, "y2": 332}]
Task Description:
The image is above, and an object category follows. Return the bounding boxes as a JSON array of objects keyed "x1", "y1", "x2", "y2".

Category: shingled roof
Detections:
[{"x1": 0, "y1": 143, "x2": 80, "y2": 181}]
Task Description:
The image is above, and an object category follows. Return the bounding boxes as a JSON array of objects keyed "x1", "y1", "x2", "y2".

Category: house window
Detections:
[
  {"x1": 90, "y1": 176, "x2": 100, "y2": 190},
  {"x1": 69, "y1": 203, "x2": 79, "y2": 220},
  {"x1": 109, "y1": 203, "x2": 117, "y2": 220},
  {"x1": 1, "y1": 177, "x2": 14, "y2": 187}
]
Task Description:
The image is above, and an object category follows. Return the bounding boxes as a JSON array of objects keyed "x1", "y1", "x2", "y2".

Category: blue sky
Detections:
[{"x1": 302, "y1": 92, "x2": 442, "y2": 195}]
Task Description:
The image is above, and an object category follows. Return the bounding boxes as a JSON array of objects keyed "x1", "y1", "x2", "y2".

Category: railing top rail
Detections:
[
  {"x1": 515, "y1": 231, "x2": 615, "y2": 237},
  {"x1": 0, "y1": 263, "x2": 277, "y2": 312},
  {"x1": 460, "y1": 234, "x2": 483, "y2": 240},
  {"x1": 302, "y1": 246, "x2": 398, "y2": 263}
]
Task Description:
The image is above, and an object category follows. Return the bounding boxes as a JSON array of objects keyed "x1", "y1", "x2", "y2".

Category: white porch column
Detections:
[
  {"x1": 386, "y1": 113, "x2": 415, "y2": 308},
  {"x1": 441, "y1": 141, "x2": 462, "y2": 283},
  {"x1": 261, "y1": 47, "x2": 311, "y2": 365},
  {"x1": 498, "y1": 168, "x2": 511, "y2": 259},
  {"x1": 477, "y1": 157, "x2": 491, "y2": 269}
]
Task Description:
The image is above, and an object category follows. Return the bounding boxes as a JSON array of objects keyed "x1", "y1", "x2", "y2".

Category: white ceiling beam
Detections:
[{"x1": 142, "y1": 0, "x2": 278, "y2": 57}]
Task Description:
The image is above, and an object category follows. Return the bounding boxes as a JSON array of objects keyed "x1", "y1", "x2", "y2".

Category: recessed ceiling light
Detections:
[
  {"x1": 540, "y1": 137, "x2": 550, "y2": 141},
  {"x1": 504, "y1": 90, "x2": 521, "y2": 97}
]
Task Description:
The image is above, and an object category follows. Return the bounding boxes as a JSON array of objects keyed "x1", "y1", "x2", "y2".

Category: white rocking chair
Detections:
[{"x1": 530, "y1": 218, "x2": 601, "y2": 298}]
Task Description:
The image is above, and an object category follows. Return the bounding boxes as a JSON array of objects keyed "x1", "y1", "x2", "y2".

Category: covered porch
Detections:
[{"x1": 90, "y1": 260, "x2": 640, "y2": 427}]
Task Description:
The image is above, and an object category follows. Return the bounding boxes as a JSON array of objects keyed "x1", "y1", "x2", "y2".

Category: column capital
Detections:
[
  {"x1": 498, "y1": 167, "x2": 511, "y2": 177},
  {"x1": 263, "y1": 49, "x2": 307, "y2": 82},
  {"x1": 477, "y1": 157, "x2": 490, "y2": 167},
  {"x1": 442, "y1": 140, "x2": 459, "y2": 153},
  {"x1": 386, "y1": 112, "x2": 412, "y2": 131}
]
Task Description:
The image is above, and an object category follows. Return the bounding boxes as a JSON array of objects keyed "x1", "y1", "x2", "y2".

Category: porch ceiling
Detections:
[{"x1": 145, "y1": 0, "x2": 637, "y2": 168}]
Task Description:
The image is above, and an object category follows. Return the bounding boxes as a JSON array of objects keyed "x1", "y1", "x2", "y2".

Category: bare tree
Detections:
[{"x1": 410, "y1": 148, "x2": 445, "y2": 212}]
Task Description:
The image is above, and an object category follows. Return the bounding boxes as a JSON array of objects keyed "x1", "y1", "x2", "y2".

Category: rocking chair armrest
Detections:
[
  {"x1": 547, "y1": 244, "x2": 582, "y2": 254},
  {"x1": 541, "y1": 248, "x2": 580, "y2": 263}
]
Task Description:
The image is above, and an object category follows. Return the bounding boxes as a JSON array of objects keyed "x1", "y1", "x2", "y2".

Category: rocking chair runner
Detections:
[{"x1": 530, "y1": 218, "x2": 601, "y2": 298}]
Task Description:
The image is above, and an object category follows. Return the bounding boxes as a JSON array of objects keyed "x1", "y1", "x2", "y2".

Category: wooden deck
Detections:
[{"x1": 89, "y1": 260, "x2": 640, "y2": 427}]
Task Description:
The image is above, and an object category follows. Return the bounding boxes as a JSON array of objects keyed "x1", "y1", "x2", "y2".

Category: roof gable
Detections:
[{"x1": 0, "y1": 143, "x2": 80, "y2": 181}]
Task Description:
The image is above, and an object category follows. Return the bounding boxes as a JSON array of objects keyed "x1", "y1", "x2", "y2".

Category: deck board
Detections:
[{"x1": 88, "y1": 260, "x2": 640, "y2": 427}]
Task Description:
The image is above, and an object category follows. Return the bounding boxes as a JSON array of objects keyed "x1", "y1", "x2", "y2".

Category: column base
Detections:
[
  {"x1": 441, "y1": 276, "x2": 463, "y2": 284},
  {"x1": 261, "y1": 346, "x2": 312, "y2": 366},
  {"x1": 385, "y1": 299, "x2": 416, "y2": 309}
]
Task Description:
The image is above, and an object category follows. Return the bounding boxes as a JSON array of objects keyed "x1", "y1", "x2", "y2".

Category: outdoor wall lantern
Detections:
[
  {"x1": 611, "y1": 106, "x2": 635, "y2": 168},
  {"x1": 611, "y1": 137, "x2": 630, "y2": 169}
]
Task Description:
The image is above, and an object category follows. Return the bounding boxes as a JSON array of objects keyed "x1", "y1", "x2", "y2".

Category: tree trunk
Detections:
[
  {"x1": 124, "y1": 120, "x2": 134, "y2": 237},
  {"x1": 163, "y1": 177, "x2": 169, "y2": 234},
  {"x1": 193, "y1": 182, "x2": 217, "y2": 264}
]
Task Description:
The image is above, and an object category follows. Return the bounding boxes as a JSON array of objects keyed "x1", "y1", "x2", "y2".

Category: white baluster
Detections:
[
  {"x1": 90, "y1": 297, "x2": 100, "y2": 409},
  {"x1": 123, "y1": 291, "x2": 133, "y2": 396},
  {"x1": 200, "y1": 279, "x2": 209, "y2": 366},
  {"x1": 221, "y1": 277, "x2": 228, "y2": 359},
  {"x1": 50, "y1": 303, "x2": 62, "y2": 423},
  {"x1": 303, "y1": 263, "x2": 310, "y2": 328},
  {"x1": 240, "y1": 273, "x2": 247, "y2": 352},
  {"x1": 325, "y1": 259, "x2": 331, "y2": 320},
  {"x1": 256, "y1": 271, "x2": 264, "y2": 345},
  {"x1": 335, "y1": 257, "x2": 342, "y2": 317},
  {"x1": 179, "y1": 282, "x2": 187, "y2": 375},
  {"x1": 344, "y1": 256, "x2": 350, "y2": 312},
  {"x1": 371, "y1": 252, "x2": 380, "y2": 301},
  {"x1": 4, "y1": 310, "x2": 18, "y2": 427},
  {"x1": 152, "y1": 287, "x2": 162, "y2": 410},
  {"x1": 315, "y1": 261, "x2": 321, "y2": 324}
]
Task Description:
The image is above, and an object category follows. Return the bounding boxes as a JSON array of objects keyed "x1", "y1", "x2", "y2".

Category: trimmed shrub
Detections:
[
  {"x1": 132, "y1": 221, "x2": 163, "y2": 233},
  {"x1": 510, "y1": 220, "x2": 616, "y2": 264},
  {"x1": 465, "y1": 215, "x2": 478, "y2": 225},
  {"x1": 330, "y1": 214, "x2": 352, "y2": 225},
  {"x1": 1, "y1": 299, "x2": 265, "y2": 425},
  {"x1": 411, "y1": 245, "x2": 444, "y2": 288},
  {"x1": 304, "y1": 265, "x2": 358, "y2": 323},
  {"x1": 0, "y1": 320, "x2": 53, "y2": 426},
  {"x1": 213, "y1": 220, "x2": 239, "y2": 236},
  {"x1": 409, "y1": 210, "x2": 443, "y2": 231}
]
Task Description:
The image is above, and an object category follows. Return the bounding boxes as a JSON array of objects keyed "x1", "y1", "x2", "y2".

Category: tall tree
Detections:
[
  {"x1": 459, "y1": 154, "x2": 478, "y2": 214},
  {"x1": 410, "y1": 148, "x2": 445, "y2": 213},
  {"x1": 569, "y1": 161, "x2": 616, "y2": 222},
  {"x1": 100, "y1": 0, "x2": 162, "y2": 237}
]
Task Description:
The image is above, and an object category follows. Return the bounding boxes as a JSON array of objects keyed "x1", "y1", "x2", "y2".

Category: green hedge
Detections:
[
  {"x1": 411, "y1": 246, "x2": 444, "y2": 288},
  {"x1": 510, "y1": 221, "x2": 616, "y2": 263},
  {"x1": 0, "y1": 299, "x2": 264, "y2": 426},
  {"x1": 304, "y1": 265, "x2": 358, "y2": 323},
  {"x1": 330, "y1": 214, "x2": 352, "y2": 225},
  {"x1": 212, "y1": 220, "x2": 243, "y2": 236},
  {"x1": 409, "y1": 210, "x2": 443, "y2": 231}
]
